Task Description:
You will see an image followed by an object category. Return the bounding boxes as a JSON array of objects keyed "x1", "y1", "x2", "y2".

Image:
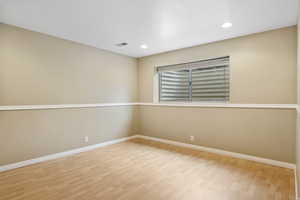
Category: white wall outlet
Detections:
[
  {"x1": 190, "y1": 136, "x2": 195, "y2": 142},
  {"x1": 84, "y1": 136, "x2": 89, "y2": 143}
]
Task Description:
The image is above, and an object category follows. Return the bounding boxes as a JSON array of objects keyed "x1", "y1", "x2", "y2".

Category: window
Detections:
[{"x1": 158, "y1": 56, "x2": 229, "y2": 102}]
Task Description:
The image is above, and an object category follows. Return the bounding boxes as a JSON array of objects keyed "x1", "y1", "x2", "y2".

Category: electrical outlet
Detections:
[
  {"x1": 190, "y1": 136, "x2": 195, "y2": 142},
  {"x1": 84, "y1": 136, "x2": 89, "y2": 143}
]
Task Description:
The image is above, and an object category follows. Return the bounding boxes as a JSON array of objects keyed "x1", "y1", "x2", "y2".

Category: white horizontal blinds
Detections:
[
  {"x1": 159, "y1": 69, "x2": 190, "y2": 101},
  {"x1": 158, "y1": 56, "x2": 230, "y2": 102},
  {"x1": 192, "y1": 65, "x2": 229, "y2": 101}
]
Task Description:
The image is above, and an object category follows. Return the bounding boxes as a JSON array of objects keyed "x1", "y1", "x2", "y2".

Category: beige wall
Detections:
[
  {"x1": 0, "y1": 107, "x2": 139, "y2": 165},
  {"x1": 0, "y1": 24, "x2": 139, "y2": 165},
  {"x1": 140, "y1": 106, "x2": 295, "y2": 163},
  {"x1": 138, "y1": 26, "x2": 297, "y2": 163},
  {"x1": 138, "y1": 26, "x2": 297, "y2": 104},
  {"x1": 0, "y1": 24, "x2": 138, "y2": 105}
]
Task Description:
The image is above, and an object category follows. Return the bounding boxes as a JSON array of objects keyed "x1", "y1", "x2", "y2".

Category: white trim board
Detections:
[
  {"x1": 135, "y1": 135, "x2": 296, "y2": 169},
  {"x1": 139, "y1": 103, "x2": 298, "y2": 109},
  {"x1": 0, "y1": 103, "x2": 139, "y2": 111},
  {"x1": 0, "y1": 135, "x2": 138, "y2": 173},
  {"x1": 0, "y1": 103, "x2": 297, "y2": 111}
]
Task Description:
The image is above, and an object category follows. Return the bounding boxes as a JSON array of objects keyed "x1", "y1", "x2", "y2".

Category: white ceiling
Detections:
[{"x1": 0, "y1": 0, "x2": 298, "y2": 57}]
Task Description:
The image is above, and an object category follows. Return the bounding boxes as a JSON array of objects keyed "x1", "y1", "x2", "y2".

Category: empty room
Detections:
[{"x1": 1, "y1": 0, "x2": 300, "y2": 200}]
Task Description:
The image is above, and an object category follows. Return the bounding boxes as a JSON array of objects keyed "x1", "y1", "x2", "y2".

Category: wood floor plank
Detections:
[{"x1": 0, "y1": 138, "x2": 295, "y2": 200}]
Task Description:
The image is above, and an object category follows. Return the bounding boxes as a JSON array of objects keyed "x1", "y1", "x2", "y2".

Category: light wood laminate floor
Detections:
[{"x1": 0, "y1": 138, "x2": 295, "y2": 200}]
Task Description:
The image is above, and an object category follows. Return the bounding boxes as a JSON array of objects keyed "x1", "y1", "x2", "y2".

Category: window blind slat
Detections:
[
  {"x1": 192, "y1": 97, "x2": 229, "y2": 101},
  {"x1": 161, "y1": 85, "x2": 189, "y2": 89},
  {"x1": 160, "y1": 98, "x2": 190, "y2": 101},
  {"x1": 192, "y1": 76, "x2": 229, "y2": 82},
  {"x1": 162, "y1": 74, "x2": 189, "y2": 78},
  {"x1": 162, "y1": 89, "x2": 190, "y2": 93},
  {"x1": 192, "y1": 72, "x2": 229, "y2": 78},
  {"x1": 161, "y1": 81, "x2": 189, "y2": 86},
  {"x1": 192, "y1": 85, "x2": 228, "y2": 89},
  {"x1": 192, "y1": 89, "x2": 229, "y2": 93},
  {"x1": 192, "y1": 81, "x2": 229, "y2": 86},
  {"x1": 191, "y1": 68, "x2": 228, "y2": 74},
  {"x1": 161, "y1": 77, "x2": 189, "y2": 82}
]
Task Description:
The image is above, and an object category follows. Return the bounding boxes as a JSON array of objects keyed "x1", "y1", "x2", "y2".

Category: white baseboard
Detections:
[
  {"x1": 135, "y1": 135, "x2": 296, "y2": 169},
  {"x1": 0, "y1": 134, "x2": 295, "y2": 173},
  {"x1": 0, "y1": 135, "x2": 138, "y2": 173}
]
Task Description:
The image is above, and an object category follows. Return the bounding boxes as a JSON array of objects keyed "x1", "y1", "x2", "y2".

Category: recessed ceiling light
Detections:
[
  {"x1": 140, "y1": 44, "x2": 148, "y2": 49},
  {"x1": 222, "y1": 22, "x2": 232, "y2": 29}
]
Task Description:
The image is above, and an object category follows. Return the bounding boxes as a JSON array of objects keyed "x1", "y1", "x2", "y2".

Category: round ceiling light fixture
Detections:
[
  {"x1": 140, "y1": 44, "x2": 148, "y2": 49},
  {"x1": 222, "y1": 22, "x2": 232, "y2": 29}
]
